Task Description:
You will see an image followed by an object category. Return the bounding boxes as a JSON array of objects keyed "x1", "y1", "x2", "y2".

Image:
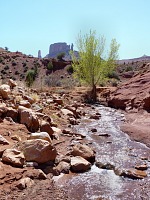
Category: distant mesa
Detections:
[
  {"x1": 117, "y1": 54, "x2": 150, "y2": 64},
  {"x1": 44, "y1": 42, "x2": 78, "y2": 60}
]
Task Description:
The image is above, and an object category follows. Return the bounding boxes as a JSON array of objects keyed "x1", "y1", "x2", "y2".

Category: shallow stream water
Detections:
[{"x1": 54, "y1": 105, "x2": 150, "y2": 200}]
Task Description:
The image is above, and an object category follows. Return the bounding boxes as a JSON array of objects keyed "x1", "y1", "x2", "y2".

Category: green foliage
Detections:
[
  {"x1": 5, "y1": 47, "x2": 8, "y2": 51},
  {"x1": 71, "y1": 30, "x2": 119, "y2": 86},
  {"x1": 12, "y1": 60, "x2": 17, "y2": 66},
  {"x1": 111, "y1": 80, "x2": 118, "y2": 87},
  {"x1": 57, "y1": 52, "x2": 65, "y2": 61},
  {"x1": 25, "y1": 70, "x2": 36, "y2": 87},
  {"x1": 22, "y1": 62, "x2": 27, "y2": 67},
  {"x1": 125, "y1": 66, "x2": 133, "y2": 72},
  {"x1": 106, "y1": 71, "x2": 120, "y2": 80},
  {"x1": 70, "y1": 30, "x2": 119, "y2": 102},
  {"x1": 66, "y1": 65, "x2": 74, "y2": 74},
  {"x1": 0, "y1": 57, "x2": 3, "y2": 63},
  {"x1": 47, "y1": 61, "x2": 53, "y2": 70}
]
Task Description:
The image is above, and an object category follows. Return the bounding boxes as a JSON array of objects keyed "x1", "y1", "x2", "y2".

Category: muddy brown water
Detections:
[{"x1": 54, "y1": 105, "x2": 150, "y2": 200}]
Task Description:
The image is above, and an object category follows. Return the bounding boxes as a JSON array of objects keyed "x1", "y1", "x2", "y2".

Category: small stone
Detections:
[
  {"x1": 135, "y1": 164, "x2": 148, "y2": 170},
  {"x1": 2, "y1": 149, "x2": 25, "y2": 167},
  {"x1": 17, "y1": 177, "x2": 34, "y2": 190},
  {"x1": 71, "y1": 156, "x2": 91, "y2": 172},
  {"x1": 91, "y1": 128, "x2": 97, "y2": 132},
  {"x1": 0, "y1": 135, "x2": 9, "y2": 145},
  {"x1": 121, "y1": 168, "x2": 147, "y2": 179}
]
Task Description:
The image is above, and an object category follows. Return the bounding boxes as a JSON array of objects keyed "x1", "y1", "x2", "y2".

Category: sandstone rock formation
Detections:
[
  {"x1": 38, "y1": 50, "x2": 42, "y2": 58},
  {"x1": 21, "y1": 139, "x2": 57, "y2": 163},
  {"x1": 47, "y1": 42, "x2": 72, "y2": 59},
  {"x1": 108, "y1": 70, "x2": 150, "y2": 112}
]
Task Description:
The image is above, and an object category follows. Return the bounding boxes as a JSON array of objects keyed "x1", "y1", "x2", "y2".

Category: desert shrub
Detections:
[
  {"x1": 47, "y1": 61, "x2": 53, "y2": 70},
  {"x1": 24, "y1": 68, "x2": 28, "y2": 73},
  {"x1": 106, "y1": 71, "x2": 120, "y2": 80},
  {"x1": 66, "y1": 65, "x2": 73, "y2": 74},
  {"x1": 57, "y1": 52, "x2": 65, "y2": 61},
  {"x1": 4, "y1": 65, "x2": 9, "y2": 70},
  {"x1": 0, "y1": 57, "x2": 3, "y2": 63},
  {"x1": 22, "y1": 62, "x2": 27, "y2": 67},
  {"x1": 15, "y1": 71, "x2": 19, "y2": 75},
  {"x1": 111, "y1": 80, "x2": 118, "y2": 87},
  {"x1": 125, "y1": 66, "x2": 133, "y2": 72},
  {"x1": 30, "y1": 93, "x2": 39, "y2": 102},
  {"x1": 12, "y1": 61, "x2": 17, "y2": 66},
  {"x1": 25, "y1": 70, "x2": 36, "y2": 87},
  {"x1": 61, "y1": 78, "x2": 75, "y2": 89},
  {"x1": 45, "y1": 74, "x2": 61, "y2": 87}
]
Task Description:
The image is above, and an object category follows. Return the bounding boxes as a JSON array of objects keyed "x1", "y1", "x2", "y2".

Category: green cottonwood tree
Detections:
[{"x1": 71, "y1": 30, "x2": 119, "y2": 102}]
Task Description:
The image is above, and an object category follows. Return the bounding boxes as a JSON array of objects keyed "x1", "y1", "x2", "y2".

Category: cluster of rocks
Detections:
[{"x1": 0, "y1": 79, "x2": 96, "y2": 192}]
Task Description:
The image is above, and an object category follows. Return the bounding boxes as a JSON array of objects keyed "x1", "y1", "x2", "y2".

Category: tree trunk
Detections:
[{"x1": 91, "y1": 84, "x2": 97, "y2": 103}]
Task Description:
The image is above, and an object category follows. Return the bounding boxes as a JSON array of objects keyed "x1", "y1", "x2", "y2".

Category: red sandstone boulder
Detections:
[{"x1": 108, "y1": 71, "x2": 150, "y2": 111}]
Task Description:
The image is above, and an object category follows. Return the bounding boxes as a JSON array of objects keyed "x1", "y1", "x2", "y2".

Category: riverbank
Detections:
[{"x1": 120, "y1": 110, "x2": 150, "y2": 148}]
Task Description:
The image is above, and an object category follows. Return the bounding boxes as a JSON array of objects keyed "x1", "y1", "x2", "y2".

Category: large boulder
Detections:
[
  {"x1": 40, "y1": 120, "x2": 54, "y2": 136},
  {"x1": 18, "y1": 106, "x2": 39, "y2": 132},
  {"x1": 71, "y1": 144, "x2": 95, "y2": 162},
  {"x1": 2, "y1": 149, "x2": 25, "y2": 167},
  {"x1": 21, "y1": 139, "x2": 57, "y2": 163},
  {"x1": 107, "y1": 71, "x2": 150, "y2": 111},
  {"x1": 71, "y1": 156, "x2": 91, "y2": 172},
  {"x1": 0, "y1": 84, "x2": 11, "y2": 99},
  {"x1": 28, "y1": 132, "x2": 52, "y2": 143}
]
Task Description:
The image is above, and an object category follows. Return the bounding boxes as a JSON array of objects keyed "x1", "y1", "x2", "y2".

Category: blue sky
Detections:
[{"x1": 0, "y1": 0, "x2": 150, "y2": 59}]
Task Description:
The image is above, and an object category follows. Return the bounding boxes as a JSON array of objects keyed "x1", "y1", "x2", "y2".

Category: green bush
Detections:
[
  {"x1": 125, "y1": 66, "x2": 133, "y2": 72},
  {"x1": 66, "y1": 65, "x2": 73, "y2": 74},
  {"x1": 111, "y1": 80, "x2": 118, "y2": 87},
  {"x1": 57, "y1": 52, "x2": 65, "y2": 61},
  {"x1": 26, "y1": 70, "x2": 36, "y2": 87},
  {"x1": 47, "y1": 61, "x2": 53, "y2": 70},
  {"x1": 107, "y1": 71, "x2": 120, "y2": 80},
  {"x1": 0, "y1": 57, "x2": 3, "y2": 63}
]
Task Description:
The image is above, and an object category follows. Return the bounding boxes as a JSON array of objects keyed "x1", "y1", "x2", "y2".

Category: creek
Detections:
[{"x1": 54, "y1": 105, "x2": 150, "y2": 200}]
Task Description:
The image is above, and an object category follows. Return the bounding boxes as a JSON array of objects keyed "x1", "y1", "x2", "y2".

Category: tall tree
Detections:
[{"x1": 71, "y1": 30, "x2": 119, "y2": 102}]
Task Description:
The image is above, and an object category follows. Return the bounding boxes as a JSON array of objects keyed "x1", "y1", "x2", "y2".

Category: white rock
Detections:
[
  {"x1": 21, "y1": 139, "x2": 57, "y2": 163},
  {"x1": 71, "y1": 156, "x2": 91, "y2": 172},
  {"x1": 0, "y1": 84, "x2": 10, "y2": 99},
  {"x1": 28, "y1": 132, "x2": 52, "y2": 143}
]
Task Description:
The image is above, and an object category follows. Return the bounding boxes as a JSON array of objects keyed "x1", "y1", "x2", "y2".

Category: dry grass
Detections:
[{"x1": 30, "y1": 93, "x2": 40, "y2": 103}]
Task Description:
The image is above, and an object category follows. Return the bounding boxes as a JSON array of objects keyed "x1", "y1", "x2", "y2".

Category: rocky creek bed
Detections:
[{"x1": 53, "y1": 105, "x2": 150, "y2": 200}]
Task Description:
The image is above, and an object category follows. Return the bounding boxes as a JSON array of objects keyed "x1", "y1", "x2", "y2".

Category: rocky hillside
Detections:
[
  {"x1": 108, "y1": 63, "x2": 150, "y2": 112},
  {"x1": 0, "y1": 50, "x2": 72, "y2": 87}
]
